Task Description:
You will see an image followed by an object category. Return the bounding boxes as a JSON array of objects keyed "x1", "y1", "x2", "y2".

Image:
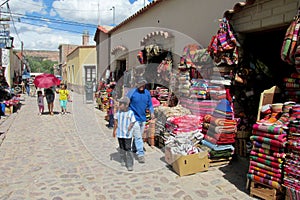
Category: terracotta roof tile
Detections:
[{"x1": 223, "y1": 0, "x2": 256, "y2": 19}]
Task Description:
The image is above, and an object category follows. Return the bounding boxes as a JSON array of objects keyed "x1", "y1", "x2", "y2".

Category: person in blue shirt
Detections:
[
  {"x1": 113, "y1": 96, "x2": 136, "y2": 171},
  {"x1": 127, "y1": 77, "x2": 155, "y2": 163}
]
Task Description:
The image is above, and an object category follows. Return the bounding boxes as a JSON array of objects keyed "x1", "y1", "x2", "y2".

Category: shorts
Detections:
[
  {"x1": 46, "y1": 94, "x2": 55, "y2": 103},
  {"x1": 60, "y1": 100, "x2": 67, "y2": 109}
]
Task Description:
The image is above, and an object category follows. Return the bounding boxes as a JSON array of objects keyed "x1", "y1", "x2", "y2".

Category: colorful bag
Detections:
[{"x1": 281, "y1": 14, "x2": 300, "y2": 65}]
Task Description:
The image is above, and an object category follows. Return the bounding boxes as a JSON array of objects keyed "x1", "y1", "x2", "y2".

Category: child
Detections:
[
  {"x1": 56, "y1": 84, "x2": 69, "y2": 114},
  {"x1": 113, "y1": 96, "x2": 136, "y2": 171},
  {"x1": 37, "y1": 91, "x2": 44, "y2": 115},
  {"x1": 107, "y1": 96, "x2": 114, "y2": 128}
]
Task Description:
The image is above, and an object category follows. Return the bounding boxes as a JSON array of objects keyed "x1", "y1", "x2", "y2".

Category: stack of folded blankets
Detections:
[
  {"x1": 284, "y1": 104, "x2": 300, "y2": 198},
  {"x1": 207, "y1": 84, "x2": 227, "y2": 100},
  {"x1": 180, "y1": 98, "x2": 219, "y2": 116},
  {"x1": 201, "y1": 99, "x2": 236, "y2": 160},
  {"x1": 189, "y1": 79, "x2": 209, "y2": 99},
  {"x1": 177, "y1": 67, "x2": 191, "y2": 98},
  {"x1": 154, "y1": 105, "x2": 191, "y2": 136},
  {"x1": 165, "y1": 115, "x2": 203, "y2": 135},
  {"x1": 283, "y1": 73, "x2": 300, "y2": 102},
  {"x1": 156, "y1": 87, "x2": 169, "y2": 105},
  {"x1": 247, "y1": 123, "x2": 287, "y2": 190}
]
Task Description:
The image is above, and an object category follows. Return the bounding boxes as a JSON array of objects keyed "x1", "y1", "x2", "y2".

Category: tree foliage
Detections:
[{"x1": 26, "y1": 56, "x2": 57, "y2": 74}]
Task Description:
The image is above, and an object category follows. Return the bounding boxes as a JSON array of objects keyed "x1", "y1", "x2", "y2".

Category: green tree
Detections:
[{"x1": 26, "y1": 56, "x2": 57, "y2": 74}]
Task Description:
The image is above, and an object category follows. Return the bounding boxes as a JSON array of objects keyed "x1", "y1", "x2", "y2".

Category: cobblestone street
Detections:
[{"x1": 0, "y1": 92, "x2": 254, "y2": 200}]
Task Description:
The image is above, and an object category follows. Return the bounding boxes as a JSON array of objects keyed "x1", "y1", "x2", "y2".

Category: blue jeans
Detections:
[
  {"x1": 26, "y1": 85, "x2": 30, "y2": 96},
  {"x1": 132, "y1": 121, "x2": 146, "y2": 157},
  {"x1": 108, "y1": 114, "x2": 114, "y2": 128}
]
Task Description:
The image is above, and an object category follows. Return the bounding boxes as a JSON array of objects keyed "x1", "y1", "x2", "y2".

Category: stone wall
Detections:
[{"x1": 231, "y1": 0, "x2": 299, "y2": 32}]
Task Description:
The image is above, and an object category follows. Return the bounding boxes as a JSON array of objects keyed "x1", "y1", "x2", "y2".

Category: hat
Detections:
[
  {"x1": 117, "y1": 96, "x2": 130, "y2": 104},
  {"x1": 135, "y1": 77, "x2": 147, "y2": 87}
]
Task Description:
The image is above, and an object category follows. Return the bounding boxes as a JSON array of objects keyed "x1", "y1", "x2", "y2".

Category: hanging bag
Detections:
[
  {"x1": 281, "y1": 19, "x2": 297, "y2": 64},
  {"x1": 288, "y1": 19, "x2": 300, "y2": 64}
]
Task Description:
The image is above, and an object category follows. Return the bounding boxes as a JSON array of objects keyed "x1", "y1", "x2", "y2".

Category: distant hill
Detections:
[{"x1": 15, "y1": 50, "x2": 59, "y2": 62}]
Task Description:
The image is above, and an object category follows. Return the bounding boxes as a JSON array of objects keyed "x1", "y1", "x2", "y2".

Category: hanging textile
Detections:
[
  {"x1": 281, "y1": 8, "x2": 300, "y2": 73},
  {"x1": 208, "y1": 18, "x2": 239, "y2": 66}
]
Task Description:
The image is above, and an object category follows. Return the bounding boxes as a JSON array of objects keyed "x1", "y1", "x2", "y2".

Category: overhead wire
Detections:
[
  {"x1": 1, "y1": 11, "x2": 97, "y2": 28},
  {"x1": 18, "y1": 21, "x2": 88, "y2": 35},
  {"x1": 6, "y1": 2, "x2": 22, "y2": 44}
]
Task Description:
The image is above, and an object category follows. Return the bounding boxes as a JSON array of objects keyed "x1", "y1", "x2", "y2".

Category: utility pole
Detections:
[{"x1": 110, "y1": 6, "x2": 115, "y2": 26}]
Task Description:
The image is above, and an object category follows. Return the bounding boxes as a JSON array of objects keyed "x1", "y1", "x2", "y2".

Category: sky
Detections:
[{"x1": 0, "y1": 0, "x2": 153, "y2": 51}]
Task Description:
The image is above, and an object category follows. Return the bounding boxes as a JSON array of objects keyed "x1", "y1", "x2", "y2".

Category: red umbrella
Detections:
[{"x1": 33, "y1": 73, "x2": 61, "y2": 88}]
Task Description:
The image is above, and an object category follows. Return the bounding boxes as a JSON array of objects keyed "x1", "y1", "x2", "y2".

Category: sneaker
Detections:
[
  {"x1": 121, "y1": 161, "x2": 126, "y2": 166},
  {"x1": 137, "y1": 156, "x2": 145, "y2": 163},
  {"x1": 127, "y1": 166, "x2": 133, "y2": 171}
]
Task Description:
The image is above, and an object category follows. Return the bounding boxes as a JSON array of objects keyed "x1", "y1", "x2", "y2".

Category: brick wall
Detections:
[{"x1": 231, "y1": 0, "x2": 299, "y2": 32}]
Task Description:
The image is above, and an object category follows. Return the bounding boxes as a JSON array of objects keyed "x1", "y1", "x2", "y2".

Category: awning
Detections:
[{"x1": 140, "y1": 30, "x2": 173, "y2": 46}]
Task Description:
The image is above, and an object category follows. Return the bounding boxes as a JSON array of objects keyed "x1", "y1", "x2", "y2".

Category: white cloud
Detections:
[{"x1": 7, "y1": 0, "x2": 151, "y2": 50}]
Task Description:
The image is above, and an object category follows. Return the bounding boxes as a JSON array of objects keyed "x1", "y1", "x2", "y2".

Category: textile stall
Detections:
[{"x1": 284, "y1": 105, "x2": 300, "y2": 199}]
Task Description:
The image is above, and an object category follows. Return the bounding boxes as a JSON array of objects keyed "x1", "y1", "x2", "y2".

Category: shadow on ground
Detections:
[{"x1": 219, "y1": 155, "x2": 250, "y2": 194}]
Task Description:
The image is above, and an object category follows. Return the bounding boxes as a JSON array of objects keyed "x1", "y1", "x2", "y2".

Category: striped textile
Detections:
[
  {"x1": 250, "y1": 161, "x2": 282, "y2": 174},
  {"x1": 253, "y1": 141, "x2": 284, "y2": 152},
  {"x1": 248, "y1": 169, "x2": 282, "y2": 183},
  {"x1": 283, "y1": 77, "x2": 300, "y2": 84},
  {"x1": 250, "y1": 151, "x2": 283, "y2": 163},
  {"x1": 252, "y1": 124, "x2": 286, "y2": 134},
  {"x1": 247, "y1": 174, "x2": 282, "y2": 189},
  {"x1": 250, "y1": 156, "x2": 283, "y2": 169},
  {"x1": 250, "y1": 136, "x2": 286, "y2": 148},
  {"x1": 252, "y1": 130, "x2": 287, "y2": 142},
  {"x1": 252, "y1": 147, "x2": 286, "y2": 158},
  {"x1": 209, "y1": 116, "x2": 237, "y2": 126},
  {"x1": 249, "y1": 166, "x2": 282, "y2": 178}
]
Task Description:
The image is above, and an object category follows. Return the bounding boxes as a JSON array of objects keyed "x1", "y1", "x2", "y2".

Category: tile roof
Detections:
[{"x1": 223, "y1": 0, "x2": 256, "y2": 19}]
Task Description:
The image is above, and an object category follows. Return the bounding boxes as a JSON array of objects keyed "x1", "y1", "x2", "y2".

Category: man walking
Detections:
[{"x1": 127, "y1": 77, "x2": 155, "y2": 163}]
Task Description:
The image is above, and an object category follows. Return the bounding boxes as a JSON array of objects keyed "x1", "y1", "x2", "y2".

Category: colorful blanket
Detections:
[
  {"x1": 201, "y1": 139, "x2": 235, "y2": 151},
  {"x1": 252, "y1": 124, "x2": 286, "y2": 134},
  {"x1": 252, "y1": 130, "x2": 287, "y2": 142},
  {"x1": 250, "y1": 151, "x2": 283, "y2": 163},
  {"x1": 209, "y1": 116, "x2": 237, "y2": 126},
  {"x1": 283, "y1": 77, "x2": 300, "y2": 84},
  {"x1": 250, "y1": 161, "x2": 282, "y2": 174},
  {"x1": 247, "y1": 174, "x2": 282, "y2": 189},
  {"x1": 205, "y1": 134, "x2": 235, "y2": 145},
  {"x1": 252, "y1": 147, "x2": 286, "y2": 157},
  {"x1": 285, "y1": 83, "x2": 300, "y2": 88},
  {"x1": 249, "y1": 166, "x2": 282, "y2": 178},
  {"x1": 250, "y1": 156, "x2": 283, "y2": 168},
  {"x1": 213, "y1": 110, "x2": 233, "y2": 119},
  {"x1": 248, "y1": 169, "x2": 282, "y2": 183},
  {"x1": 250, "y1": 136, "x2": 286, "y2": 148},
  {"x1": 253, "y1": 141, "x2": 284, "y2": 152},
  {"x1": 284, "y1": 177, "x2": 300, "y2": 190},
  {"x1": 208, "y1": 124, "x2": 237, "y2": 134}
]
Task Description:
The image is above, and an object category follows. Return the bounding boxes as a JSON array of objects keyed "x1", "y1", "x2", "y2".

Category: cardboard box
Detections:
[
  {"x1": 164, "y1": 146, "x2": 181, "y2": 165},
  {"x1": 257, "y1": 86, "x2": 280, "y2": 120},
  {"x1": 172, "y1": 151, "x2": 209, "y2": 176}
]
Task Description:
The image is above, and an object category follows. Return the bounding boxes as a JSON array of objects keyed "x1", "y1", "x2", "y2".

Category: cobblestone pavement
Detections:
[{"x1": 0, "y1": 92, "x2": 254, "y2": 200}]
